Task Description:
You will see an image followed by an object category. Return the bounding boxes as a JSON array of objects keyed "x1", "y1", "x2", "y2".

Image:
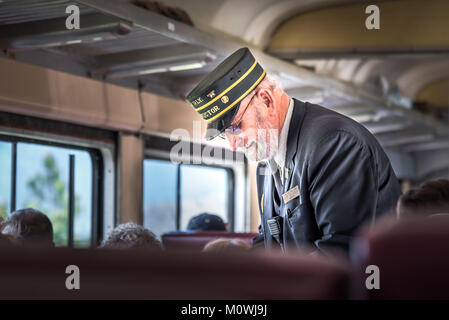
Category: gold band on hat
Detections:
[
  {"x1": 194, "y1": 59, "x2": 258, "y2": 112},
  {"x1": 206, "y1": 70, "x2": 266, "y2": 123}
]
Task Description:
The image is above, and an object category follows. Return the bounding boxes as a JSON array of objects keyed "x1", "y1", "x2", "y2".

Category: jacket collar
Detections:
[{"x1": 285, "y1": 98, "x2": 307, "y2": 166}]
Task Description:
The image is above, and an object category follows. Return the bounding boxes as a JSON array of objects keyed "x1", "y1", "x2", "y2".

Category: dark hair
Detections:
[
  {"x1": 100, "y1": 222, "x2": 162, "y2": 250},
  {"x1": 0, "y1": 208, "x2": 54, "y2": 246},
  {"x1": 398, "y1": 179, "x2": 449, "y2": 218},
  {"x1": 0, "y1": 233, "x2": 14, "y2": 247}
]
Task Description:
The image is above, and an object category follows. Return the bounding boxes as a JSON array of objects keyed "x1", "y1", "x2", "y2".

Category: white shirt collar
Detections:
[{"x1": 273, "y1": 98, "x2": 294, "y2": 169}]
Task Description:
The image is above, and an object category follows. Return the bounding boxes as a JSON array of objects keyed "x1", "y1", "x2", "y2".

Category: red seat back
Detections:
[
  {"x1": 351, "y1": 215, "x2": 449, "y2": 299},
  {"x1": 162, "y1": 232, "x2": 258, "y2": 251},
  {"x1": 0, "y1": 245, "x2": 348, "y2": 299}
]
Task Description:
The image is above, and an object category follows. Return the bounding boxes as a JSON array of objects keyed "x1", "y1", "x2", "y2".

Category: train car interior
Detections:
[{"x1": 0, "y1": 0, "x2": 448, "y2": 301}]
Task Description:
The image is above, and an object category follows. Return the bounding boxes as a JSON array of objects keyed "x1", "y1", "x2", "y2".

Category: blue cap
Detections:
[{"x1": 187, "y1": 213, "x2": 227, "y2": 231}]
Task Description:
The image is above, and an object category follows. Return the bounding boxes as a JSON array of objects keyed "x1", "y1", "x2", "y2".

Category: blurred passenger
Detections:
[
  {"x1": 397, "y1": 179, "x2": 449, "y2": 219},
  {"x1": 187, "y1": 213, "x2": 228, "y2": 232},
  {"x1": 187, "y1": 212, "x2": 228, "y2": 231},
  {"x1": 0, "y1": 208, "x2": 54, "y2": 247},
  {"x1": 203, "y1": 238, "x2": 251, "y2": 253},
  {"x1": 100, "y1": 222, "x2": 162, "y2": 250},
  {"x1": 0, "y1": 233, "x2": 15, "y2": 247}
]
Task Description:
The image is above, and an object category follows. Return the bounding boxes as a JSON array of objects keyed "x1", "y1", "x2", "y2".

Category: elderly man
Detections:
[{"x1": 186, "y1": 48, "x2": 401, "y2": 255}]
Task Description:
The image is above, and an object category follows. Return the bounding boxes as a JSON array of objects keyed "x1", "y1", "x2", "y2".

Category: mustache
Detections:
[
  {"x1": 232, "y1": 128, "x2": 279, "y2": 152},
  {"x1": 233, "y1": 137, "x2": 255, "y2": 150},
  {"x1": 236, "y1": 142, "x2": 255, "y2": 153},
  {"x1": 245, "y1": 140, "x2": 256, "y2": 149}
]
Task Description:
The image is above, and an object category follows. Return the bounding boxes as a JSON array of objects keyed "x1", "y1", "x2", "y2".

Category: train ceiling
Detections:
[{"x1": 1, "y1": 0, "x2": 448, "y2": 179}]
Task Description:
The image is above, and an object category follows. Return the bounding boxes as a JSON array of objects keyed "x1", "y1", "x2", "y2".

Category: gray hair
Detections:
[
  {"x1": 240, "y1": 74, "x2": 282, "y2": 106},
  {"x1": 258, "y1": 74, "x2": 282, "y2": 91},
  {"x1": 100, "y1": 222, "x2": 162, "y2": 250}
]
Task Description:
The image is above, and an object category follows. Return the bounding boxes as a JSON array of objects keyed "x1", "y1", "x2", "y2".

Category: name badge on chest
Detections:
[{"x1": 282, "y1": 185, "x2": 300, "y2": 204}]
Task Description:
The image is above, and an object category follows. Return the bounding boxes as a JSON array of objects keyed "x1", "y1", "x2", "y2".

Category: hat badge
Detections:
[
  {"x1": 221, "y1": 95, "x2": 229, "y2": 104},
  {"x1": 207, "y1": 90, "x2": 216, "y2": 99}
]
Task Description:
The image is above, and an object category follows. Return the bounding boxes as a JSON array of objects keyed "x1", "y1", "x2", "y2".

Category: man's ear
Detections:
[{"x1": 257, "y1": 88, "x2": 276, "y2": 118}]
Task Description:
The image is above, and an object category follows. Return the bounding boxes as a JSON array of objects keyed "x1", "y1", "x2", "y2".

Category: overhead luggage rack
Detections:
[
  {"x1": 0, "y1": 0, "x2": 95, "y2": 25},
  {"x1": 0, "y1": 0, "x2": 221, "y2": 99},
  {"x1": 0, "y1": 0, "x2": 447, "y2": 165}
]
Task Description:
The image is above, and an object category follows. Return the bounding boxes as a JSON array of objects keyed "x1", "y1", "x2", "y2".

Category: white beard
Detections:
[
  {"x1": 242, "y1": 125, "x2": 279, "y2": 162},
  {"x1": 242, "y1": 140, "x2": 259, "y2": 162}
]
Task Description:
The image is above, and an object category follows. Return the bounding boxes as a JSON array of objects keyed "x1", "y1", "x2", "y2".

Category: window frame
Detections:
[
  {"x1": 0, "y1": 134, "x2": 103, "y2": 247},
  {"x1": 143, "y1": 134, "x2": 248, "y2": 233},
  {"x1": 0, "y1": 112, "x2": 115, "y2": 247},
  {"x1": 144, "y1": 157, "x2": 235, "y2": 232}
]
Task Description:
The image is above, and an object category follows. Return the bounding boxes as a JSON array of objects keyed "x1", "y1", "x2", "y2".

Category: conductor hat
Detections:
[{"x1": 186, "y1": 47, "x2": 266, "y2": 140}]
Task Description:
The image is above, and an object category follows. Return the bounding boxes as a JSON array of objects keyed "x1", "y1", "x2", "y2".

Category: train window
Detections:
[
  {"x1": 0, "y1": 138, "x2": 96, "y2": 247},
  {"x1": 143, "y1": 159, "x2": 231, "y2": 238},
  {"x1": 143, "y1": 159, "x2": 177, "y2": 238},
  {"x1": 180, "y1": 165, "x2": 228, "y2": 230},
  {"x1": 0, "y1": 141, "x2": 12, "y2": 219}
]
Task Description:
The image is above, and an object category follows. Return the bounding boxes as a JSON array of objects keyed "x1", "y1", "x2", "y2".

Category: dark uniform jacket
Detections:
[{"x1": 255, "y1": 99, "x2": 401, "y2": 255}]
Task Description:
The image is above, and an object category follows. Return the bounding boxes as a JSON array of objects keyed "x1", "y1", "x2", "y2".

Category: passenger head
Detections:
[
  {"x1": 100, "y1": 222, "x2": 162, "y2": 250},
  {"x1": 397, "y1": 179, "x2": 449, "y2": 219},
  {"x1": 203, "y1": 238, "x2": 251, "y2": 253},
  {"x1": 0, "y1": 233, "x2": 15, "y2": 247},
  {"x1": 0, "y1": 208, "x2": 54, "y2": 247},
  {"x1": 186, "y1": 213, "x2": 227, "y2": 232}
]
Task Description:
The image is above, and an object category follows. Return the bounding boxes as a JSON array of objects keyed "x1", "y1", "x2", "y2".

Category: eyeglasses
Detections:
[{"x1": 218, "y1": 93, "x2": 256, "y2": 140}]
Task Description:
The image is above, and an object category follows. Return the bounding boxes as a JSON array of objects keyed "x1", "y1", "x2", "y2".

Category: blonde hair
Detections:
[{"x1": 202, "y1": 238, "x2": 251, "y2": 253}]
